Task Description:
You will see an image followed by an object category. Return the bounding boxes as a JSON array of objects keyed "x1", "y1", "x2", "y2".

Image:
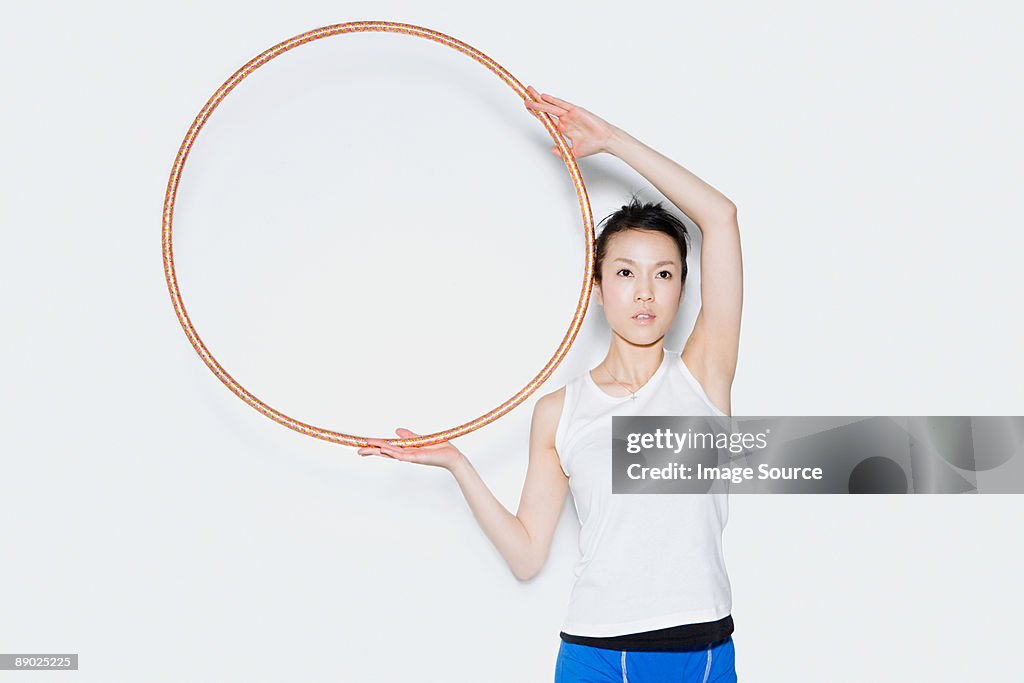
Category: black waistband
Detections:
[{"x1": 560, "y1": 614, "x2": 734, "y2": 652}]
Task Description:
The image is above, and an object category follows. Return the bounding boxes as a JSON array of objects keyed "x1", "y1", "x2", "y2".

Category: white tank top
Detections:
[{"x1": 554, "y1": 346, "x2": 733, "y2": 637}]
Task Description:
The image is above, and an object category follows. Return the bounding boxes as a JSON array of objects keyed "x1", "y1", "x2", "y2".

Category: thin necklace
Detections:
[{"x1": 602, "y1": 364, "x2": 650, "y2": 400}]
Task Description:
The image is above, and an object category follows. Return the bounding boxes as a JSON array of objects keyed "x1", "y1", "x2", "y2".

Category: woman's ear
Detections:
[{"x1": 593, "y1": 281, "x2": 603, "y2": 306}]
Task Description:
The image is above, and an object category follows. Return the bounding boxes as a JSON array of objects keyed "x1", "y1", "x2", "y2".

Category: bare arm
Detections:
[
  {"x1": 610, "y1": 132, "x2": 742, "y2": 385},
  {"x1": 524, "y1": 88, "x2": 743, "y2": 385},
  {"x1": 605, "y1": 128, "x2": 736, "y2": 228},
  {"x1": 361, "y1": 390, "x2": 569, "y2": 581},
  {"x1": 607, "y1": 130, "x2": 743, "y2": 383},
  {"x1": 448, "y1": 389, "x2": 569, "y2": 580}
]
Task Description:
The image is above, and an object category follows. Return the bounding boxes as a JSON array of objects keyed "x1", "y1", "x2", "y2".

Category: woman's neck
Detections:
[{"x1": 597, "y1": 341, "x2": 665, "y2": 386}]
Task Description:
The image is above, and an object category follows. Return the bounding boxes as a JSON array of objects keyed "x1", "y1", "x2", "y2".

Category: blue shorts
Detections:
[{"x1": 554, "y1": 635, "x2": 737, "y2": 683}]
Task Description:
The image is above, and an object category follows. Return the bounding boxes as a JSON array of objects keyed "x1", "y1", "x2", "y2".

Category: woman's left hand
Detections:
[{"x1": 523, "y1": 85, "x2": 618, "y2": 160}]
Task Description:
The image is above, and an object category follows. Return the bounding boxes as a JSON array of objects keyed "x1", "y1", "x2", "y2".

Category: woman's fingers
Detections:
[
  {"x1": 541, "y1": 92, "x2": 575, "y2": 110},
  {"x1": 396, "y1": 427, "x2": 453, "y2": 451},
  {"x1": 528, "y1": 85, "x2": 574, "y2": 111},
  {"x1": 550, "y1": 146, "x2": 574, "y2": 160},
  {"x1": 393, "y1": 428, "x2": 429, "y2": 453},
  {"x1": 358, "y1": 429, "x2": 446, "y2": 464},
  {"x1": 358, "y1": 448, "x2": 394, "y2": 459},
  {"x1": 525, "y1": 99, "x2": 566, "y2": 116},
  {"x1": 355, "y1": 434, "x2": 418, "y2": 462},
  {"x1": 359, "y1": 437, "x2": 396, "y2": 459},
  {"x1": 527, "y1": 100, "x2": 574, "y2": 152},
  {"x1": 379, "y1": 442, "x2": 422, "y2": 463},
  {"x1": 525, "y1": 85, "x2": 567, "y2": 114}
]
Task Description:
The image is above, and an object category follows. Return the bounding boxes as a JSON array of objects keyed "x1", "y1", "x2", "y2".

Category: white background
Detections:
[{"x1": 2, "y1": 1, "x2": 1022, "y2": 680}]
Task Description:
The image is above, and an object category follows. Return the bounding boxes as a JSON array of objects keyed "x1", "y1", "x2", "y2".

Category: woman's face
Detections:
[{"x1": 594, "y1": 229, "x2": 683, "y2": 345}]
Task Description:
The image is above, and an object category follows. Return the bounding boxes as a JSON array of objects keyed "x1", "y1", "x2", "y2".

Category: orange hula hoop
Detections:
[{"x1": 162, "y1": 21, "x2": 595, "y2": 448}]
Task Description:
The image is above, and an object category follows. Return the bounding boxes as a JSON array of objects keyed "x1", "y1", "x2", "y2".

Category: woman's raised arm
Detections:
[{"x1": 526, "y1": 86, "x2": 743, "y2": 388}]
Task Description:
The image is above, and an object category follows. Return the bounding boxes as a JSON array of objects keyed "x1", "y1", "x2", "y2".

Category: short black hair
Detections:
[{"x1": 593, "y1": 192, "x2": 690, "y2": 286}]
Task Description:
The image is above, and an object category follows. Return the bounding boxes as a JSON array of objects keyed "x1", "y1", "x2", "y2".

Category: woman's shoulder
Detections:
[
  {"x1": 531, "y1": 385, "x2": 568, "y2": 447},
  {"x1": 534, "y1": 384, "x2": 567, "y2": 419}
]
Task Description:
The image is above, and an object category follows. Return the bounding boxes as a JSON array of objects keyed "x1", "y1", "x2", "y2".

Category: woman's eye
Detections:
[{"x1": 615, "y1": 269, "x2": 671, "y2": 278}]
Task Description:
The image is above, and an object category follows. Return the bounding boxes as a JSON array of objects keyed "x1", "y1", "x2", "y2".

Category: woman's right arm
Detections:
[{"x1": 359, "y1": 388, "x2": 569, "y2": 581}]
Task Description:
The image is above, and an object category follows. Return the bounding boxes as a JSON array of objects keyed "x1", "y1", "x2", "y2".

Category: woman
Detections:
[{"x1": 358, "y1": 86, "x2": 743, "y2": 683}]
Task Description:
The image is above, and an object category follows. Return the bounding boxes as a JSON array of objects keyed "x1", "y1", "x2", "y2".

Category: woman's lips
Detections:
[{"x1": 632, "y1": 313, "x2": 656, "y2": 325}]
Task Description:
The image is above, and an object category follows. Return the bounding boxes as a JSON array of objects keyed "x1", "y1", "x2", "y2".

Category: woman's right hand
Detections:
[{"x1": 357, "y1": 428, "x2": 465, "y2": 471}]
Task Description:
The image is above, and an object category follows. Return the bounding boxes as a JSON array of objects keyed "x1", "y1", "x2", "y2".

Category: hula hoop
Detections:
[{"x1": 162, "y1": 21, "x2": 595, "y2": 449}]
